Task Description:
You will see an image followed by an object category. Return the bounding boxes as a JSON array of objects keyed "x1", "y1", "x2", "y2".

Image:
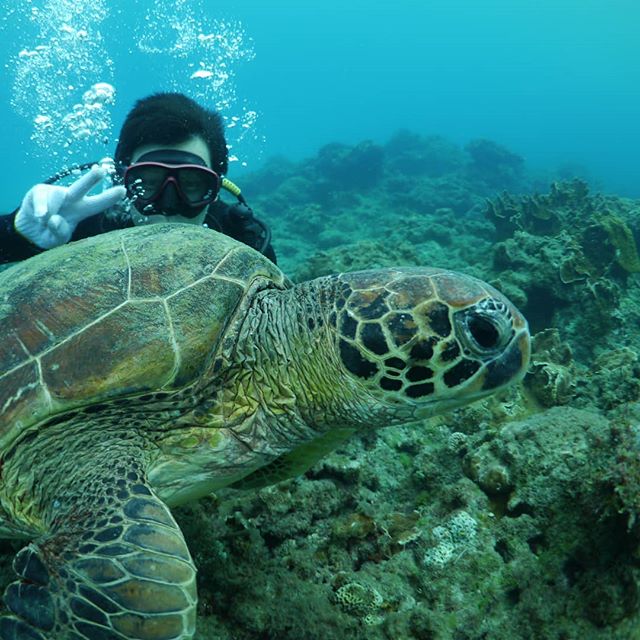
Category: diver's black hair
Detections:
[{"x1": 114, "y1": 92, "x2": 228, "y2": 174}]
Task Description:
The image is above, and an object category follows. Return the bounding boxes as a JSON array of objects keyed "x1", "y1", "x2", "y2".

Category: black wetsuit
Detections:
[{"x1": 0, "y1": 199, "x2": 276, "y2": 265}]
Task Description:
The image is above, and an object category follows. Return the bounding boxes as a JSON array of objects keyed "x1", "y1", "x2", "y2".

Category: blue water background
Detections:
[{"x1": 1, "y1": 0, "x2": 639, "y2": 212}]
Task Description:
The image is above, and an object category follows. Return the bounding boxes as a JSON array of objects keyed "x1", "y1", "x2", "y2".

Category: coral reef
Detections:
[
  {"x1": 169, "y1": 402, "x2": 640, "y2": 639},
  {"x1": 312, "y1": 141, "x2": 385, "y2": 189},
  {"x1": 485, "y1": 178, "x2": 592, "y2": 239},
  {"x1": 485, "y1": 179, "x2": 640, "y2": 365},
  {"x1": 525, "y1": 328, "x2": 576, "y2": 407},
  {"x1": 385, "y1": 131, "x2": 465, "y2": 178},
  {"x1": 246, "y1": 131, "x2": 515, "y2": 275},
  {"x1": 465, "y1": 138, "x2": 525, "y2": 188}
]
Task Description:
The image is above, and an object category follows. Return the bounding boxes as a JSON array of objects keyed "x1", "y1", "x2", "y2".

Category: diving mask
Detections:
[{"x1": 123, "y1": 150, "x2": 221, "y2": 218}]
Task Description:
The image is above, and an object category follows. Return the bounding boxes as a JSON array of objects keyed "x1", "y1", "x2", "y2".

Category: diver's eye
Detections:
[{"x1": 468, "y1": 315, "x2": 500, "y2": 350}]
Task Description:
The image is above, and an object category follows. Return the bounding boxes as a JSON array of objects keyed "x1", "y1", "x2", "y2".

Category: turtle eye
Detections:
[
  {"x1": 455, "y1": 299, "x2": 513, "y2": 357},
  {"x1": 467, "y1": 315, "x2": 501, "y2": 350}
]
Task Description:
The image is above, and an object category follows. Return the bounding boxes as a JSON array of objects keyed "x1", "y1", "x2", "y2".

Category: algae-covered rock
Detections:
[
  {"x1": 579, "y1": 348, "x2": 640, "y2": 410},
  {"x1": 462, "y1": 406, "x2": 640, "y2": 633},
  {"x1": 600, "y1": 214, "x2": 640, "y2": 273},
  {"x1": 605, "y1": 404, "x2": 640, "y2": 528},
  {"x1": 311, "y1": 140, "x2": 385, "y2": 189},
  {"x1": 525, "y1": 329, "x2": 576, "y2": 407},
  {"x1": 156, "y1": 403, "x2": 639, "y2": 639},
  {"x1": 385, "y1": 131, "x2": 465, "y2": 177},
  {"x1": 465, "y1": 138, "x2": 525, "y2": 188}
]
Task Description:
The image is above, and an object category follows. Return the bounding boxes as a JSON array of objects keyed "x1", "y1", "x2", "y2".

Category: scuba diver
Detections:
[{"x1": 0, "y1": 92, "x2": 276, "y2": 264}]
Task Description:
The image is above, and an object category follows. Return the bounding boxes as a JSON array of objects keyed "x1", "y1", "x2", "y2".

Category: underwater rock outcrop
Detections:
[
  {"x1": 486, "y1": 180, "x2": 640, "y2": 368},
  {"x1": 525, "y1": 328, "x2": 575, "y2": 407},
  {"x1": 465, "y1": 138, "x2": 525, "y2": 188},
  {"x1": 168, "y1": 401, "x2": 640, "y2": 640},
  {"x1": 385, "y1": 130, "x2": 465, "y2": 178}
]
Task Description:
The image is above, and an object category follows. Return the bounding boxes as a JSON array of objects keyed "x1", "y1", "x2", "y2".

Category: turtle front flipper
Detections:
[{"x1": 0, "y1": 456, "x2": 197, "y2": 640}]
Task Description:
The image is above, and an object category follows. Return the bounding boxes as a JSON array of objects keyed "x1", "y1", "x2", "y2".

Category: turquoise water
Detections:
[
  {"x1": 1, "y1": 0, "x2": 639, "y2": 211},
  {"x1": 1, "y1": 4, "x2": 640, "y2": 638}
]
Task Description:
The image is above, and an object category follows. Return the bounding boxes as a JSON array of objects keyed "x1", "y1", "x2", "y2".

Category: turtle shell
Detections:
[{"x1": 0, "y1": 224, "x2": 286, "y2": 452}]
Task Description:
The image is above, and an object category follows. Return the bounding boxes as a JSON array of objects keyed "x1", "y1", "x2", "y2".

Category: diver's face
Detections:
[{"x1": 129, "y1": 136, "x2": 214, "y2": 226}]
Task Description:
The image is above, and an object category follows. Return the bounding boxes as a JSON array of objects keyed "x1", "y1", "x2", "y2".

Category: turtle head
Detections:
[{"x1": 332, "y1": 268, "x2": 530, "y2": 420}]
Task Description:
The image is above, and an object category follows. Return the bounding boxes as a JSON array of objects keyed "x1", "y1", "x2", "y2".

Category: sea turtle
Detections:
[{"x1": 0, "y1": 224, "x2": 529, "y2": 639}]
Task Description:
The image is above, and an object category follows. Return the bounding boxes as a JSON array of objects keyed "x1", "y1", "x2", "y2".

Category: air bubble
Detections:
[
  {"x1": 10, "y1": 0, "x2": 114, "y2": 169},
  {"x1": 135, "y1": 0, "x2": 261, "y2": 163},
  {"x1": 9, "y1": 0, "x2": 262, "y2": 169}
]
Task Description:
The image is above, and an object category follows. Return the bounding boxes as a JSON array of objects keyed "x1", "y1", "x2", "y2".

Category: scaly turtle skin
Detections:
[{"x1": 0, "y1": 224, "x2": 529, "y2": 639}]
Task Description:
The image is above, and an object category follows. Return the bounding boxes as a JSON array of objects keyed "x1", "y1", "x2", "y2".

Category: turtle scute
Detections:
[{"x1": 0, "y1": 224, "x2": 286, "y2": 450}]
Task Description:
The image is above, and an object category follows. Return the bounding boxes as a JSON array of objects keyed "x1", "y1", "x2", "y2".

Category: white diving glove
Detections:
[{"x1": 14, "y1": 165, "x2": 127, "y2": 250}]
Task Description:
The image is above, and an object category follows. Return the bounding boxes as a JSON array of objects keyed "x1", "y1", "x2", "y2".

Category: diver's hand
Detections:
[{"x1": 14, "y1": 165, "x2": 126, "y2": 249}]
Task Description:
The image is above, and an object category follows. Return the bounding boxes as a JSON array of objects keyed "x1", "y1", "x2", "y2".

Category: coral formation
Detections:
[
  {"x1": 525, "y1": 328, "x2": 575, "y2": 407},
  {"x1": 385, "y1": 130, "x2": 465, "y2": 177},
  {"x1": 485, "y1": 179, "x2": 640, "y2": 365},
  {"x1": 334, "y1": 581, "x2": 384, "y2": 621},
  {"x1": 465, "y1": 138, "x2": 525, "y2": 188}
]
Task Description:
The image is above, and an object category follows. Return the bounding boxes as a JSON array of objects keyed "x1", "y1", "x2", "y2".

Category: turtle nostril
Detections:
[{"x1": 468, "y1": 315, "x2": 500, "y2": 350}]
